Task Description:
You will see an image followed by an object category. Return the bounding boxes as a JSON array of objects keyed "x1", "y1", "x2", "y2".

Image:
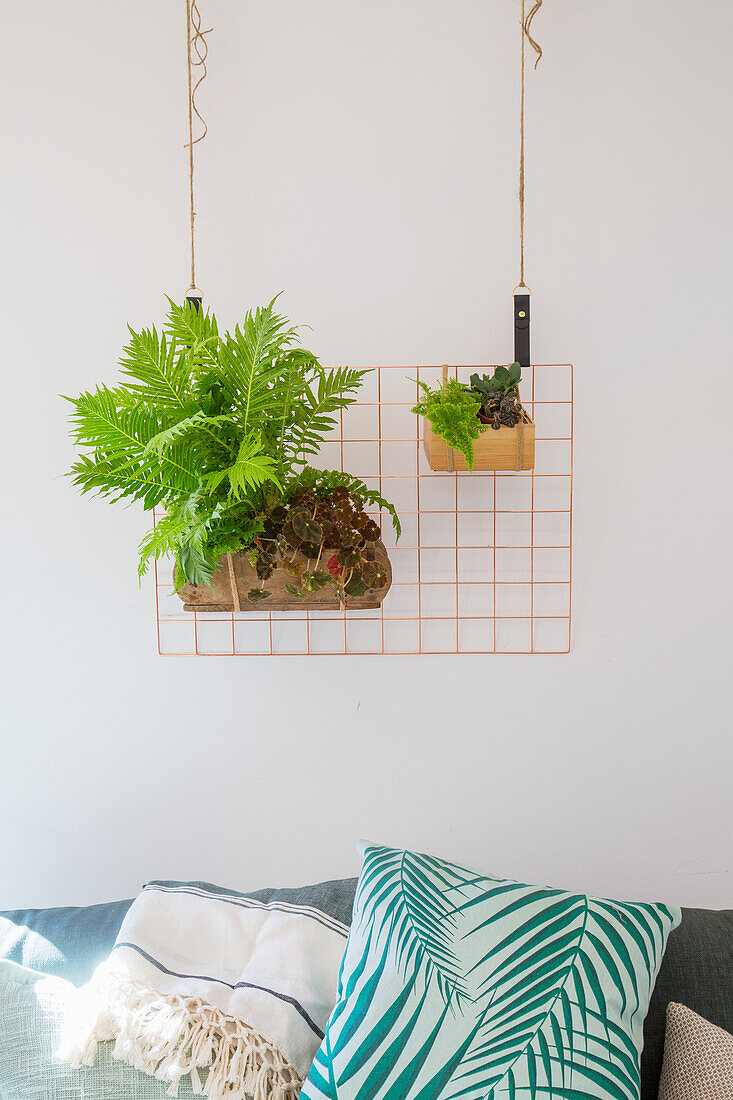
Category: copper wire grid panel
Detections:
[{"x1": 154, "y1": 363, "x2": 573, "y2": 655}]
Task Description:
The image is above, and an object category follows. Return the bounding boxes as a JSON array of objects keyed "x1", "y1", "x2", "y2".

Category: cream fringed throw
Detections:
[{"x1": 59, "y1": 881, "x2": 350, "y2": 1100}]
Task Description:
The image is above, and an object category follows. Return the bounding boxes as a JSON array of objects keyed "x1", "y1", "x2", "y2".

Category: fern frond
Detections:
[
  {"x1": 203, "y1": 435, "x2": 281, "y2": 500},
  {"x1": 164, "y1": 297, "x2": 219, "y2": 351},
  {"x1": 118, "y1": 326, "x2": 192, "y2": 409},
  {"x1": 287, "y1": 367, "x2": 370, "y2": 460},
  {"x1": 214, "y1": 301, "x2": 301, "y2": 428},
  {"x1": 67, "y1": 385, "x2": 158, "y2": 454},
  {"x1": 66, "y1": 386, "x2": 201, "y2": 501},
  {"x1": 69, "y1": 454, "x2": 172, "y2": 510},
  {"x1": 144, "y1": 412, "x2": 236, "y2": 457},
  {"x1": 138, "y1": 493, "x2": 223, "y2": 585},
  {"x1": 412, "y1": 377, "x2": 482, "y2": 470}
]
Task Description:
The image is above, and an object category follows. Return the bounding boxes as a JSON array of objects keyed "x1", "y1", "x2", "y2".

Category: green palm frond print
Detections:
[{"x1": 303, "y1": 846, "x2": 680, "y2": 1100}]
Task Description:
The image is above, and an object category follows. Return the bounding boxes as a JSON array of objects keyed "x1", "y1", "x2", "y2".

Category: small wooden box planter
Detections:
[
  {"x1": 177, "y1": 540, "x2": 392, "y2": 613},
  {"x1": 423, "y1": 413, "x2": 535, "y2": 472},
  {"x1": 423, "y1": 366, "x2": 535, "y2": 472}
]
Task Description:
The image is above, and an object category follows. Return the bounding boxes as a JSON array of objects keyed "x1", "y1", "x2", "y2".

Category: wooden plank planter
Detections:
[{"x1": 177, "y1": 540, "x2": 392, "y2": 613}]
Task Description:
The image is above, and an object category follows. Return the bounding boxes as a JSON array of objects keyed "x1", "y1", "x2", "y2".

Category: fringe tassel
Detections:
[{"x1": 58, "y1": 972, "x2": 303, "y2": 1100}]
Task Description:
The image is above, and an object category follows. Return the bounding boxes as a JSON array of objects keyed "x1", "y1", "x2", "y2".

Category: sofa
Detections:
[{"x1": 1, "y1": 884, "x2": 731, "y2": 1100}]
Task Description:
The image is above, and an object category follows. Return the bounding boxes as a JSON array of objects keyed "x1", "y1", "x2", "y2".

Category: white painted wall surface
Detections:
[{"x1": 1, "y1": 1, "x2": 731, "y2": 910}]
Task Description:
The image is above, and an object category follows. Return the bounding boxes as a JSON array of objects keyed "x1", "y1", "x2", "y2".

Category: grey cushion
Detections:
[
  {"x1": 641, "y1": 906, "x2": 733, "y2": 1100},
  {"x1": 0, "y1": 899, "x2": 132, "y2": 987}
]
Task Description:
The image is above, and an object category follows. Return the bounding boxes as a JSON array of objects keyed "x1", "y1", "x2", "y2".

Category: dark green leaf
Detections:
[
  {"x1": 247, "y1": 588, "x2": 271, "y2": 603},
  {"x1": 284, "y1": 581, "x2": 308, "y2": 600}
]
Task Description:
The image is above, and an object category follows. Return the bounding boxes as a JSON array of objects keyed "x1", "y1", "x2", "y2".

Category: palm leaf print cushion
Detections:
[{"x1": 301, "y1": 845, "x2": 681, "y2": 1100}]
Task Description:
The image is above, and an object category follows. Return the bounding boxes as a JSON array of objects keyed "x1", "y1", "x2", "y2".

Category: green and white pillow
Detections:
[{"x1": 302, "y1": 845, "x2": 681, "y2": 1100}]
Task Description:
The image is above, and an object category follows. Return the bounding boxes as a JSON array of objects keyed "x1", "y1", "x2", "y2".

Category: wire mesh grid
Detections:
[{"x1": 154, "y1": 363, "x2": 573, "y2": 655}]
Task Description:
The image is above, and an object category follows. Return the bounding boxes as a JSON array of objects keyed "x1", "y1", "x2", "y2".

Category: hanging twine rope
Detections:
[
  {"x1": 185, "y1": 0, "x2": 212, "y2": 298},
  {"x1": 518, "y1": 0, "x2": 543, "y2": 290}
]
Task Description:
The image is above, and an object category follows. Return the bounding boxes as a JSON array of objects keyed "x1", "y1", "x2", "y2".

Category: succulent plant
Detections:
[
  {"x1": 470, "y1": 362, "x2": 522, "y2": 398},
  {"x1": 469, "y1": 363, "x2": 527, "y2": 430}
]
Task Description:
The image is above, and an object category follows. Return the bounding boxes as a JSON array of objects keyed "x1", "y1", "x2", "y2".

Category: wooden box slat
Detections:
[{"x1": 423, "y1": 417, "x2": 535, "y2": 472}]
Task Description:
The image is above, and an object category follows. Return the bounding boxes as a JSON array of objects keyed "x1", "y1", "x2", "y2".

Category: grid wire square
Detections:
[
  {"x1": 343, "y1": 402, "x2": 379, "y2": 439},
  {"x1": 311, "y1": 442, "x2": 343, "y2": 471},
  {"x1": 270, "y1": 619, "x2": 308, "y2": 654},
  {"x1": 533, "y1": 475, "x2": 571, "y2": 512},
  {"x1": 195, "y1": 618, "x2": 235, "y2": 656},
  {"x1": 459, "y1": 617, "x2": 495, "y2": 653},
  {"x1": 380, "y1": 401, "x2": 416, "y2": 441},
  {"x1": 495, "y1": 475, "x2": 532, "y2": 511},
  {"x1": 383, "y1": 618, "x2": 420, "y2": 653},
  {"x1": 495, "y1": 548, "x2": 532, "y2": 583},
  {"x1": 458, "y1": 475, "x2": 494, "y2": 513},
  {"x1": 382, "y1": 441, "x2": 419, "y2": 472},
  {"x1": 533, "y1": 364, "x2": 572, "y2": 403},
  {"x1": 346, "y1": 619, "x2": 382, "y2": 654},
  {"x1": 341, "y1": 441, "x2": 380, "y2": 479},
  {"x1": 459, "y1": 583, "x2": 493, "y2": 616},
  {"x1": 419, "y1": 548, "x2": 457, "y2": 583},
  {"x1": 458, "y1": 510, "x2": 493, "y2": 548},
  {"x1": 379, "y1": 371, "x2": 420, "y2": 404},
  {"x1": 384, "y1": 476, "x2": 418, "y2": 513},
  {"x1": 534, "y1": 439, "x2": 572, "y2": 476},
  {"x1": 356, "y1": 370, "x2": 379, "y2": 402},
  {"x1": 495, "y1": 512, "x2": 532, "y2": 547},
  {"x1": 421, "y1": 618, "x2": 458, "y2": 653},
  {"x1": 419, "y1": 475, "x2": 458, "y2": 512},
  {"x1": 308, "y1": 619, "x2": 347, "y2": 654},
  {"x1": 534, "y1": 547, "x2": 572, "y2": 583},
  {"x1": 235, "y1": 619, "x2": 273, "y2": 654},
  {"x1": 532, "y1": 617, "x2": 571, "y2": 653},
  {"x1": 536, "y1": 402, "x2": 572, "y2": 440},
  {"x1": 495, "y1": 583, "x2": 533, "y2": 616},
  {"x1": 533, "y1": 512, "x2": 571, "y2": 548},
  {"x1": 533, "y1": 582, "x2": 571, "y2": 617},
  {"x1": 495, "y1": 617, "x2": 533, "y2": 653},
  {"x1": 420, "y1": 512, "x2": 452, "y2": 548},
  {"x1": 158, "y1": 619, "x2": 196, "y2": 655},
  {"x1": 420, "y1": 583, "x2": 457, "y2": 617},
  {"x1": 383, "y1": 584, "x2": 419, "y2": 618},
  {"x1": 458, "y1": 548, "x2": 493, "y2": 583}
]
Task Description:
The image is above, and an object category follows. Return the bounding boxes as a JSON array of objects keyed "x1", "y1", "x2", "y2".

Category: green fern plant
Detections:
[
  {"x1": 411, "y1": 377, "x2": 482, "y2": 469},
  {"x1": 66, "y1": 297, "x2": 399, "y2": 589}
]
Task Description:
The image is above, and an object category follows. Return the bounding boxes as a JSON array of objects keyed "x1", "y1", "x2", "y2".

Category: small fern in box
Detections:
[{"x1": 411, "y1": 378, "x2": 482, "y2": 469}]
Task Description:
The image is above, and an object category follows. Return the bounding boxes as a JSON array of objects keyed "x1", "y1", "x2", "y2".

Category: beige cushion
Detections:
[{"x1": 658, "y1": 1001, "x2": 733, "y2": 1099}]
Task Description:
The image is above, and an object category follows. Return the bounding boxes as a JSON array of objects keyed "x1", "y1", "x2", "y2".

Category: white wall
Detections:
[{"x1": 1, "y1": 0, "x2": 731, "y2": 911}]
